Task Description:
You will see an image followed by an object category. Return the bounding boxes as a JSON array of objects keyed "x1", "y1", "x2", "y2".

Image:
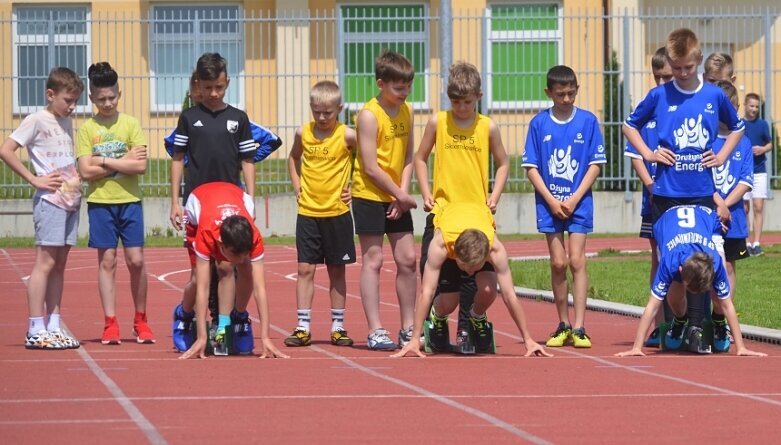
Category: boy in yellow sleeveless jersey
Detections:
[
  {"x1": 392, "y1": 202, "x2": 551, "y2": 358},
  {"x1": 285, "y1": 81, "x2": 358, "y2": 347},
  {"x1": 414, "y1": 62, "x2": 509, "y2": 352},
  {"x1": 352, "y1": 50, "x2": 418, "y2": 350}
]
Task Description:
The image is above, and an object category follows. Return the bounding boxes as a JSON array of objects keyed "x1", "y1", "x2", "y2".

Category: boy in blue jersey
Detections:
[
  {"x1": 711, "y1": 80, "x2": 754, "y2": 352},
  {"x1": 742, "y1": 93, "x2": 773, "y2": 256},
  {"x1": 523, "y1": 65, "x2": 607, "y2": 348},
  {"x1": 624, "y1": 47, "x2": 673, "y2": 346},
  {"x1": 624, "y1": 29, "x2": 745, "y2": 343},
  {"x1": 615, "y1": 205, "x2": 765, "y2": 357}
]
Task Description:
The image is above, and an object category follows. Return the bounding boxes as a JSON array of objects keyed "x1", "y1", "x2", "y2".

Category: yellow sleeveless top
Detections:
[
  {"x1": 432, "y1": 111, "x2": 491, "y2": 214},
  {"x1": 434, "y1": 202, "x2": 496, "y2": 260},
  {"x1": 297, "y1": 122, "x2": 352, "y2": 217},
  {"x1": 352, "y1": 98, "x2": 412, "y2": 202}
]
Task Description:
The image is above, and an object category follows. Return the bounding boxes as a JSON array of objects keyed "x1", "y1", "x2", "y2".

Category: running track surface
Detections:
[{"x1": 1, "y1": 236, "x2": 780, "y2": 444}]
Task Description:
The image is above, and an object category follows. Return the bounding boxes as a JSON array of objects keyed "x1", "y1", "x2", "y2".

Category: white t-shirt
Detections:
[{"x1": 10, "y1": 110, "x2": 81, "y2": 211}]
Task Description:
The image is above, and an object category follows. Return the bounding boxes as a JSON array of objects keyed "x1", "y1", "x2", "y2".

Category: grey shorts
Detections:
[{"x1": 33, "y1": 196, "x2": 79, "y2": 246}]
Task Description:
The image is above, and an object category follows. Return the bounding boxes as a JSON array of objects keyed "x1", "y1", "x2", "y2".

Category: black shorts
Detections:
[
  {"x1": 639, "y1": 214, "x2": 654, "y2": 239},
  {"x1": 651, "y1": 195, "x2": 714, "y2": 224},
  {"x1": 420, "y1": 213, "x2": 493, "y2": 294},
  {"x1": 723, "y1": 237, "x2": 750, "y2": 262},
  {"x1": 296, "y1": 212, "x2": 356, "y2": 265},
  {"x1": 352, "y1": 197, "x2": 414, "y2": 235}
]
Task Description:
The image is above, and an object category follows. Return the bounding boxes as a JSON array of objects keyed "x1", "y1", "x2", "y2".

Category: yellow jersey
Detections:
[
  {"x1": 434, "y1": 202, "x2": 496, "y2": 260},
  {"x1": 432, "y1": 111, "x2": 491, "y2": 214},
  {"x1": 352, "y1": 98, "x2": 412, "y2": 202},
  {"x1": 297, "y1": 122, "x2": 352, "y2": 217}
]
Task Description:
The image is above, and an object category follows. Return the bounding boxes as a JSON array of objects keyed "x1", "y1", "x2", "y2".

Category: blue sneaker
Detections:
[
  {"x1": 172, "y1": 304, "x2": 195, "y2": 352},
  {"x1": 712, "y1": 320, "x2": 730, "y2": 353},
  {"x1": 644, "y1": 327, "x2": 661, "y2": 347},
  {"x1": 665, "y1": 318, "x2": 687, "y2": 350},
  {"x1": 230, "y1": 310, "x2": 254, "y2": 355}
]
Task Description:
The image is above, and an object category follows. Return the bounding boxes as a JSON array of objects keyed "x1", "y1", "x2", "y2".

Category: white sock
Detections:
[
  {"x1": 330, "y1": 308, "x2": 345, "y2": 332},
  {"x1": 469, "y1": 306, "x2": 486, "y2": 319},
  {"x1": 28, "y1": 317, "x2": 46, "y2": 336},
  {"x1": 754, "y1": 242, "x2": 760, "y2": 248},
  {"x1": 296, "y1": 309, "x2": 311, "y2": 332},
  {"x1": 47, "y1": 314, "x2": 61, "y2": 332}
]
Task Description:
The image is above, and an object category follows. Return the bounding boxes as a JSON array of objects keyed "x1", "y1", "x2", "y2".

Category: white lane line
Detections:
[
  {"x1": 274, "y1": 270, "x2": 551, "y2": 444},
  {"x1": 4, "y1": 392, "x2": 781, "y2": 405},
  {"x1": 1, "y1": 249, "x2": 168, "y2": 445},
  {"x1": 0, "y1": 419, "x2": 134, "y2": 426}
]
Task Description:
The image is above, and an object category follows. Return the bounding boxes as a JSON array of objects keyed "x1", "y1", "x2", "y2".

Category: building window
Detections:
[
  {"x1": 487, "y1": 3, "x2": 561, "y2": 110},
  {"x1": 12, "y1": 6, "x2": 90, "y2": 114},
  {"x1": 150, "y1": 5, "x2": 244, "y2": 112},
  {"x1": 338, "y1": 4, "x2": 428, "y2": 108}
]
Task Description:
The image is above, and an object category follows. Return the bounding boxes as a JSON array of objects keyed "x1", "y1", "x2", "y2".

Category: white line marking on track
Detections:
[
  {"x1": 1, "y1": 249, "x2": 168, "y2": 445},
  {"x1": 0, "y1": 419, "x2": 134, "y2": 426},
  {"x1": 4, "y1": 392, "x2": 781, "y2": 405}
]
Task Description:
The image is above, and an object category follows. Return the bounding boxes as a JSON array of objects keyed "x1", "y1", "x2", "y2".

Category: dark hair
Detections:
[
  {"x1": 196, "y1": 52, "x2": 228, "y2": 81},
  {"x1": 375, "y1": 49, "x2": 415, "y2": 83},
  {"x1": 651, "y1": 47, "x2": 668, "y2": 71},
  {"x1": 220, "y1": 215, "x2": 253, "y2": 255},
  {"x1": 745, "y1": 92, "x2": 761, "y2": 103},
  {"x1": 46, "y1": 67, "x2": 84, "y2": 94},
  {"x1": 88, "y1": 62, "x2": 118, "y2": 92},
  {"x1": 546, "y1": 65, "x2": 578, "y2": 90}
]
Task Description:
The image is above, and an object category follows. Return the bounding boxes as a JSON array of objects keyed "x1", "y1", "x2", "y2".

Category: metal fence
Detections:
[{"x1": 0, "y1": 5, "x2": 778, "y2": 198}]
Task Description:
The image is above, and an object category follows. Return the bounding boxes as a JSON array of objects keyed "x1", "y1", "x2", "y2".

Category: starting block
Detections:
[
  {"x1": 422, "y1": 318, "x2": 496, "y2": 355},
  {"x1": 659, "y1": 320, "x2": 713, "y2": 352},
  {"x1": 193, "y1": 322, "x2": 235, "y2": 356}
]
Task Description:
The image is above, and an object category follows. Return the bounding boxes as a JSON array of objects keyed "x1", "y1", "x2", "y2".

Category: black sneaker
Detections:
[
  {"x1": 468, "y1": 315, "x2": 493, "y2": 352},
  {"x1": 427, "y1": 310, "x2": 450, "y2": 352},
  {"x1": 685, "y1": 326, "x2": 712, "y2": 354}
]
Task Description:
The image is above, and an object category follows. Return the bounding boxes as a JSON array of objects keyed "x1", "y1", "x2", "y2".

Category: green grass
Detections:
[{"x1": 511, "y1": 245, "x2": 781, "y2": 330}]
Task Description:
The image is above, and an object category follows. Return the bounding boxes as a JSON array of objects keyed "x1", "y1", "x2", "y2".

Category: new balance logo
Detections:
[
  {"x1": 193, "y1": 120, "x2": 204, "y2": 127},
  {"x1": 342, "y1": 254, "x2": 351, "y2": 261},
  {"x1": 667, "y1": 105, "x2": 678, "y2": 112},
  {"x1": 543, "y1": 135, "x2": 552, "y2": 142}
]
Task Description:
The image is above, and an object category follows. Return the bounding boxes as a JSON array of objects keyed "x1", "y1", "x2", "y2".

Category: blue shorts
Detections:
[
  {"x1": 33, "y1": 196, "x2": 79, "y2": 246},
  {"x1": 87, "y1": 202, "x2": 145, "y2": 248},
  {"x1": 539, "y1": 219, "x2": 592, "y2": 234}
]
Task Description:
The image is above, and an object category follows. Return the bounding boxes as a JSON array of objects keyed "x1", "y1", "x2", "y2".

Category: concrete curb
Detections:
[{"x1": 514, "y1": 286, "x2": 781, "y2": 346}]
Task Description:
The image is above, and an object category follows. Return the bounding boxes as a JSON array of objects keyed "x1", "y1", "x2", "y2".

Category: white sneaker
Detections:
[
  {"x1": 367, "y1": 328, "x2": 396, "y2": 350},
  {"x1": 24, "y1": 330, "x2": 66, "y2": 350}
]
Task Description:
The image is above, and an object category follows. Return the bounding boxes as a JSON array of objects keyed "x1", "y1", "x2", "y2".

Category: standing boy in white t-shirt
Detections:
[{"x1": 0, "y1": 67, "x2": 85, "y2": 349}]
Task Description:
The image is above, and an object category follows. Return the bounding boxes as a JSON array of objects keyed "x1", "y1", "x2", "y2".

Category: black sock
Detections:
[
  {"x1": 712, "y1": 312, "x2": 726, "y2": 323},
  {"x1": 686, "y1": 291, "x2": 709, "y2": 328}
]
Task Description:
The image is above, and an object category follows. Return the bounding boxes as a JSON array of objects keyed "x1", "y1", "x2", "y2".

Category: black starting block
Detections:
[
  {"x1": 659, "y1": 320, "x2": 713, "y2": 352},
  {"x1": 422, "y1": 318, "x2": 495, "y2": 354}
]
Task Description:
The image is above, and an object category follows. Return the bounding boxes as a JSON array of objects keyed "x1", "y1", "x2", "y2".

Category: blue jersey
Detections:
[
  {"x1": 743, "y1": 117, "x2": 772, "y2": 174},
  {"x1": 164, "y1": 121, "x2": 282, "y2": 166},
  {"x1": 625, "y1": 79, "x2": 744, "y2": 199},
  {"x1": 651, "y1": 205, "x2": 730, "y2": 301},
  {"x1": 712, "y1": 135, "x2": 753, "y2": 239},
  {"x1": 624, "y1": 119, "x2": 658, "y2": 217},
  {"x1": 522, "y1": 107, "x2": 607, "y2": 230}
]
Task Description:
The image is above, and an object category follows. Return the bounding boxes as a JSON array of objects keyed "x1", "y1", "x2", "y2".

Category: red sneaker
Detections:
[
  {"x1": 101, "y1": 316, "x2": 121, "y2": 345},
  {"x1": 133, "y1": 312, "x2": 156, "y2": 344}
]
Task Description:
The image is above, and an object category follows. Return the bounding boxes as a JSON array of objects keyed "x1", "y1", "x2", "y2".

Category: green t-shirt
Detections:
[{"x1": 76, "y1": 113, "x2": 146, "y2": 203}]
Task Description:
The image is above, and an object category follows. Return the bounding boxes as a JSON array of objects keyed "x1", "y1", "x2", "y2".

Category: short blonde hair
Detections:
[
  {"x1": 704, "y1": 52, "x2": 734, "y2": 78},
  {"x1": 454, "y1": 229, "x2": 490, "y2": 267},
  {"x1": 310, "y1": 80, "x2": 342, "y2": 106},
  {"x1": 680, "y1": 252, "x2": 715, "y2": 295},
  {"x1": 666, "y1": 28, "x2": 702, "y2": 61},
  {"x1": 447, "y1": 62, "x2": 481, "y2": 99}
]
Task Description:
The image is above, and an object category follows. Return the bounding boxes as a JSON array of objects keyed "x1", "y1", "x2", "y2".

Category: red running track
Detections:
[{"x1": 1, "y1": 235, "x2": 780, "y2": 444}]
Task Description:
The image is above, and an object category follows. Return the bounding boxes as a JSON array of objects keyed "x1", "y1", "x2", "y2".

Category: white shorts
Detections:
[{"x1": 743, "y1": 173, "x2": 768, "y2": 200}]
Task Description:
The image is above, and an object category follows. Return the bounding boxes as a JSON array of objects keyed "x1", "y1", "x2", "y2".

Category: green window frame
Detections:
[
  {"x1": 338, "y1": 4, "x2": 428, "y2": 108},
  {"x1": 487, "y1": 3, "x2": 561, "y2": 110},
  {"x1": 12, "y1": 6, "x2": 91, "y2": 114}
]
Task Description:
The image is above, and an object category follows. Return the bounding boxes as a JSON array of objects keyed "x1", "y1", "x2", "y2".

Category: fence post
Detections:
[
  {"x1": 439, "y1": 0, "x2": 452, "y2": 110},
  {"x1": 764, "y1": 7, "x2": 775, "y2": 200},
  {"x1": 622, "y1": 9, "x2": 633, "y2": 202}
]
